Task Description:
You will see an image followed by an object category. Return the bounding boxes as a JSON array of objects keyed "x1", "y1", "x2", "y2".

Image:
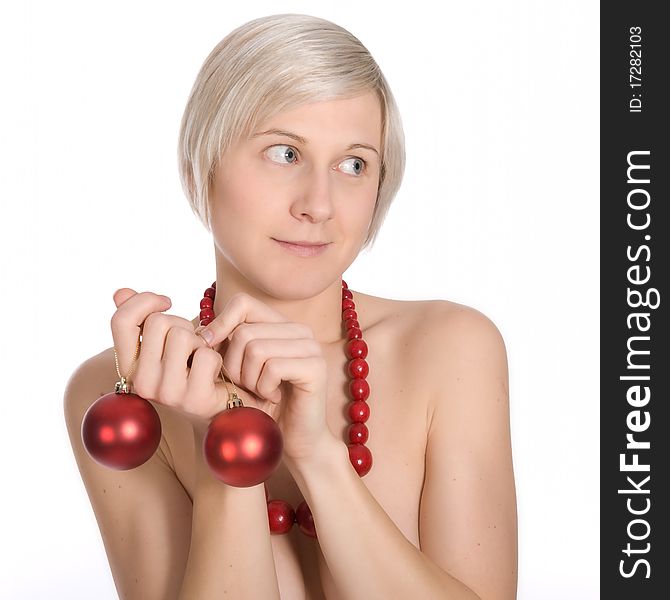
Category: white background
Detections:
[{"x1": 1, "y1": 1, "x2": 599, "y2": 598}]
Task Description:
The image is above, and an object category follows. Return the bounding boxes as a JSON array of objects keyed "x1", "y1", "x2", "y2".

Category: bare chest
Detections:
[{"x1": 168, "y1": 306, "x2": 430, "y2": 599}]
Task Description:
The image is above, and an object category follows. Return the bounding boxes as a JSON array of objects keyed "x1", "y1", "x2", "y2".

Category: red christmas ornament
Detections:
[
  {"x1": 81, "y1": 391, "x2": 161, "y2": 470},
  {"x1": 198, "y1": 278, "x2": 373, "y2": 538},
  {"x1": 203, "y1": 405, "x2": 283, "y2": 487}
]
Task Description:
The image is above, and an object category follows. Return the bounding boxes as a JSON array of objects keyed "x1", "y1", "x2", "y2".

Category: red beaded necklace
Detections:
[{"x1": 198, "y1": 279, "x2": 372, "y2": 538}]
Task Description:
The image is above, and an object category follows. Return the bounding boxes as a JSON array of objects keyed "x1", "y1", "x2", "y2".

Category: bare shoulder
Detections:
[
  {"x1": 356, "y1": 292, "x2": 506, "y2": 381},
  {"x1": 408, "y1": 299, "x2": 508, "y2": 420},
  {"x1": 405, "y1": 298, "x2": 506, "y2": 353},
  {"x1": 63, "y1": 347, "x2": 122, "y2": 422},
  {"x1": 356, "y1": 296, "x2": 516, "y2": 599}
]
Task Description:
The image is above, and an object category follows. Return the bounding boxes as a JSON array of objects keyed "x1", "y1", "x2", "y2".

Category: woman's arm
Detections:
[
  {"x1": 64, "y1": 353, "x2": 193, "y2": 599},
  {"x1": 178, "y1": 425, "x2": 281, "y2": 599},
  {"x1": 64, "y1": 352, "x2": 280, "y2": 600},
  {"x1": 286, "y1": 303, "x2": 517, "y2": 600}
]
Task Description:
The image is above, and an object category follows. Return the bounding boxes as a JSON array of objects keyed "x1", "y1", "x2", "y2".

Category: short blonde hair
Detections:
[{"x1": 178, "y1": 13, "x2": 405, "y2": 250}]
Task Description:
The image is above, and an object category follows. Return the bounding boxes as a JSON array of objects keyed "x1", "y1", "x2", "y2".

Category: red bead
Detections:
[
  {"x1": 267, "y1": 499, "x2": 295, "y2": 535},
  {"x1": 349, "y1": 378, "x2": 370, "y2": 401},
  {"x1": 204, "y1": 287, "x2": 216, "y2": 299},
  {"x1": 348, "y1": 358, "x2": 369, "y2": 379},
  {"x1": 203, "y1": 406, "x2": 283, "y2": 487},
  {"x1": 200, "y1": 297, "x2": 213, "y2": 309},
  {"x1": 342, "y1": 279, "x2": 348, "y2": 289},
  {"x1": 346, "y1": 339, "x2": 368, "y2": 360},
  {"x1": 348, "y1": 400, "x2": 370, "y2": 423},
  {"x1": 342, "y1": 298, "x2": 355, "y2": 311},
  {"x1": 342, "y1": 289, "x2": 353, "y2": 299},
  {"x1": 344, "y1": 318, "x2": 359, "y2": 330},
  {"x1": 348, "y1": 444, "x2": 373, "y2": 476},
  {"x1": 81, "y1": 392, "x2": 162, "y2": 470},
  {"x1": 342, "y1": 308, "x2": 357, "y2": 321},
  {"x1": 346, "y1": 327, "x2": 362, "y2": 340},
  {"x1": 212, "y1": 281, "x2": 216, "y2": 289},
  {"x1": 295, "y1": 501, "x2": 317, "y2": 538},
  {"x1": 200, "y1": 307, "x2": 215, "y2": 320},
  {"x1": 348, "y1": 422, "x2": 369, "y2": 444},
  {"x1": 200, "y1": 317, "x2": 212, "y2": 326}
]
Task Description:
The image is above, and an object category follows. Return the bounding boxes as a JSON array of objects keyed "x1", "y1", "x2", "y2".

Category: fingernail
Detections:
[{"x1": 199, "y1": 329, "x2": 214, "y2": 345}]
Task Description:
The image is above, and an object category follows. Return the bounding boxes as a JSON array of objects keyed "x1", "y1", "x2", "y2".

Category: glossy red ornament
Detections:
[
  {"x1": 203, "y1": 406, "x2": 283, "y2": 487},
  {"x1": 81, "y1": 392, "x2": 162, "y2": 470}
]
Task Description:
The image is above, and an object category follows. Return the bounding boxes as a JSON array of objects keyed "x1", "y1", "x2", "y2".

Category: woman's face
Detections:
[{"x1": 209, "y1": 91, "x2": 382, "y2": 297}]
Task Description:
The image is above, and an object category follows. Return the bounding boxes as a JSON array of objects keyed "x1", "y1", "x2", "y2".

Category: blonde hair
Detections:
[{"x1": 178, "y1": 13, "x2": 405, "y2": 250}]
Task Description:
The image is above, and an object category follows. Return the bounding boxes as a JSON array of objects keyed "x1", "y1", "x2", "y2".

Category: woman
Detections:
[{"x1": 64, "y1": 13, "x2": 517, "y2": 600}]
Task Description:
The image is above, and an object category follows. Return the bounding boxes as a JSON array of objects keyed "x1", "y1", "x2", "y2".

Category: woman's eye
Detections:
[
  {"x1": 339, "y1": 157, "x2": 366, "y2": 176},
  {"x1": 265, "y1": 145, "x2": 365, "y2": 176},
  {"x1": 266, "y1": 144, "x2": 298, "y2": 164}
]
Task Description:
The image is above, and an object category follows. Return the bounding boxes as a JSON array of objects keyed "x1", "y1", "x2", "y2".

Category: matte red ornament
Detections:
[
  {"x1": 267, "y1": 499, "x2": 296, "y2": 534},
  {"x1": 81, "y1": 392, "x2": 162, "y2": 470},
  {"x1": 203, "y1": 406, "x2": 283, "y2": 487}
]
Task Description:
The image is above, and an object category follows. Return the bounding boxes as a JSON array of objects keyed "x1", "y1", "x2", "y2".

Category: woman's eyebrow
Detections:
[{"x1": 251, "y1": 128, "x2": 379, "y2": 157}]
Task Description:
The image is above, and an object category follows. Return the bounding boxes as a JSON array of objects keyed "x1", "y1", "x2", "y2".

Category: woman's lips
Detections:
[{"x1": 272, "y1": 238, "x2": 331, "y2": 257}]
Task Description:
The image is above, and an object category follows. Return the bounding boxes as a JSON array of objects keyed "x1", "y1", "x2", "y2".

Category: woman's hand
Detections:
[
  {"x1": 197, "y1": 292, "x2": 335, "y2": 465},
  {"x1": 110, "y1": 288, "x2": 228, "y2": 435}
]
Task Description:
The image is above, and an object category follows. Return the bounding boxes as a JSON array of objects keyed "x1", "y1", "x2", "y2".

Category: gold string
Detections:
[{"x1": 112, "y1": 324, "x2": 241, "y2": 407}]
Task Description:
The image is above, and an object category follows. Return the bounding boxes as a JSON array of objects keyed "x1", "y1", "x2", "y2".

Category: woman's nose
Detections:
[{"x1": 290, "y1": 168, "x2": 335, "y2": 223}]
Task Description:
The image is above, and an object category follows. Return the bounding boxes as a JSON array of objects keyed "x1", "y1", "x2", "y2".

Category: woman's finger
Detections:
[
  {"x1": 197, "y1": 292, "x2": 290, "y2": 348},
  {"x1": 223, "y1": 322, "x2": 314, "y2": 384},
  {"x1": 159, "y1": 326, "x2": 207, "y2": 408},
  {"x1": 256, "y1": 356, "x2": 327, "y2": 406},
  {"x1": 112, "y1": 287, "x2": 137, "y2": 309},
  {"x1": 235, "y1": 337, "x2": 321, "y2": 397},
  {"x1": 185, "y1": 346, "x2": 225, "y2": 414},
  {"x1": 109, "y1": 290, "x2": 172, "y2": 375},
  {"x1": 132, "y1": 312, "x2": 203, "y2": 398}
]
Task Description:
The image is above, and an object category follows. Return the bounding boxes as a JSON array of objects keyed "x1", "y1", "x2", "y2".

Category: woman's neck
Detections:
[{"x1": 206, "y1": 256, "x2": 346, "y2": 347}]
